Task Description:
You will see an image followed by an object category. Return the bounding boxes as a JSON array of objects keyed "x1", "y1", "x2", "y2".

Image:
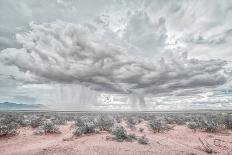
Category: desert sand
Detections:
[{"x1": 0, "y1": 122, "x2": 232, "y2": 155}]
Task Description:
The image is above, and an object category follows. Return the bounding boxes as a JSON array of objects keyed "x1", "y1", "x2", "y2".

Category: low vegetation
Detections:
[
  {"x1": 109, "y1": 124, "x2": 137, "y2": 142},
  {"x1": 0, "y1": 115, "x2": 19, "y2": 136},
  {"x1": 42, "y1": 121, "x2": 60, "y2": 134},
  {"x1": 33, "y1": 121, "x2": 60, "y2": 135},
  {"x1": 0, "y1": 112, "x2": 231, "y2": 139},
  {"x1": 138, "y1": 135, "x2": 149, "y2": 145},
  {"x1": 73, "y1": 121, "x2": 98, "y2": 136},
  {"x1": 95, "y1": 115, "x2": 114, "y2": 131},
  {"x1": 0, "y1": 122, "x2": 18, "y2": 136},
  {"x1": 148, "y1": 119, "x2": 173, "y2": 133}
]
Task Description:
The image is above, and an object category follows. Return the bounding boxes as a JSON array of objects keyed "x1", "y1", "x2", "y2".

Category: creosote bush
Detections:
[
  {"x1": 203, "y1": 121, "x2": 218, "y2": 133},
  {"x1": 52, "y1": 116, "x2": 67, "y2": 125},
  {"x1": 42, "y1": 121, "x2": 60, "y2": 134},
  {"x1": 127, "y1": 133, "x2": 137, "y2": 142},
  {"x1": 74, "y1": 116, "x2": 95, "y2": 127},
  {"x1": 110, "y1": 125, "x2": 128, "y2": 142},
  {"x1": 72, "y1": 127, "x2": 82, "y2": 136},
  {"x1": 0, "y1": 115, "x2": 19, "y2": 137},
  {"x1": 187, "y1": 121, "x2": 199, "y2": 131},
  {"x1": 95, "y1": 115, "x2": 114, "y2": 131},
  {"x1": 30, "y1": 116, "x2": 44, "y2": 128},
  {"x1": 34, "y1": 121, "x2": 60, "y2": 135},
  {"x1": 138, "y1": 135, "x2": 149, "y2": 145},
  {"x1": 73, "y1": 121, "x2": 98, "y2": 136},
  {"x1": 0, "y1": 122, "x2": 18, "y2": 137},
  {"x1": 187, "y1": 119, "x2": 219, "y2": 133},
  {"x1": 78, "y1": 122, "x2": 98, "y2": 134},
  {"x1": 73, "y1": 115, "x2": 115, "y2": 136},
  {"x1": 148, "y1": 119, "x2": 171, "y2": 133},
  {"x1": 110, "y1": 125, "x2": 137, "y2": 142}
]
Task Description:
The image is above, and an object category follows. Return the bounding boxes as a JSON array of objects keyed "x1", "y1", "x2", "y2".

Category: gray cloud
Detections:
[
  {"x1": 0, "y1": 21, "x2": 228, "y2": 102},
  {"x1": 0, "y1": 0, "x2": 232, "y2": 109}
]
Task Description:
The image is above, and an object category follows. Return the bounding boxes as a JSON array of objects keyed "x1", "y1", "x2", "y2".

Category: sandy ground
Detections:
[{"x1": 0, "y1": 122, "x2": 232, "y2": 155}]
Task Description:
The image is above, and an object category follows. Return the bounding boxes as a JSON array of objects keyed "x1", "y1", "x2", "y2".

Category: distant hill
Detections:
[{"x1": 0, "y1": 102, "x2": 47, "y2": 110}]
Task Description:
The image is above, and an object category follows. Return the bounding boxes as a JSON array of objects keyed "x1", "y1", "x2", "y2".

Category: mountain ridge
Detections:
[{"x1": 0, "y1": 102, "x2": 47, "y2": 110}]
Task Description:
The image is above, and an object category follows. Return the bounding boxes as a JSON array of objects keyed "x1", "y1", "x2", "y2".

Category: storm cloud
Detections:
[
  {"x1": 0, "y1": 21, "x2": 228, "y2": 98},
  {"x1": 0, "y1": 0, "x2": 232, "y2": 110}
]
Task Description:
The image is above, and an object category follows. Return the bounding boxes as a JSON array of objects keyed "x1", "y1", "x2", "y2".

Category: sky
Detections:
[{"x1": 0, "y1": 0, "x2": 232, "y2": 110}]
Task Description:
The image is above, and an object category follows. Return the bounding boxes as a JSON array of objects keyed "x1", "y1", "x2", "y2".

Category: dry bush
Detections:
[{"x1": 138, "y1": 135, "x2": 149, "y2": 145}]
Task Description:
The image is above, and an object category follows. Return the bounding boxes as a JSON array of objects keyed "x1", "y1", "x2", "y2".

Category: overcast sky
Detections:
[{"x1": 0, "y1": 0, "x2": 232, "y2": 110}]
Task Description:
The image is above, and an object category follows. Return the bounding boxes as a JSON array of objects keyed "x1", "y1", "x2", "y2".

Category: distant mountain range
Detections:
[{"x1": 0, "y1": 102, "x2": 48, "y2": 110}]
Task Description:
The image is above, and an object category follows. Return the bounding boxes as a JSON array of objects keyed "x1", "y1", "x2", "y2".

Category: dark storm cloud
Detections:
[{"x1": 0, "y1": 21, "x2": 228, "y2": 97}]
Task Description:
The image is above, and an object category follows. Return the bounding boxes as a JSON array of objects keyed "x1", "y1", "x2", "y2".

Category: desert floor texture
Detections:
[{"x1": 0, "y1": 121, "x2": 232, "y2": 155}]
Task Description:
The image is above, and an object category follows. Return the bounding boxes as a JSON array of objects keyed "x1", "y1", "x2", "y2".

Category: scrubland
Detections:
[{"x1": 0, "y1": 111, "x2": 232, "y2": 155}]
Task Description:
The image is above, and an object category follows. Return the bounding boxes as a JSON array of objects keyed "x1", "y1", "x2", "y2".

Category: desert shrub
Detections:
[
  {"x1": 187, "y1": 121, "x2": 199, "y2": 131},
  {"x1": 196, "y1": 118, "x2": 218, "y2": 133},
  {"x1": 0, "y1": 114, "x2": 18, "y2": 123},
  {"x1": 74, "y1": 117, "x2": 83, "y2": 126},
  {"x1": 165, "y1": 114, "x2": 187, "y2": 125},
  {"x1": 74, "y1": 116, "x2": 94, "y2": 127},
  {"x1": 126, "y1": 117, "x2": 137, "y2": 125},
  {"x1": 165, "y1": 116, "x2": 176, "y2": 124},
  {"x1": 72, "y1": 127, "x2": 82, "y2": 136},
  {"x1": 72, "y1": 115, "x2": 100, "y2": 137},
  {"x1": 115, "y1": 115, "x2": 122, "y2": 123},
  {"x1": 13, "y1": 115, "x2": 29, "y2": 127},
  {"x1": 139, "y1": 128, "x2": 144, "y2": 132},
  {"x1": 127, "y1": 122, "x2": 136, "y2": 130},
  {"x1": 110, "y1": 125, "x2": 129, "y2": 142},
  {"x1": 204, "y1": 121, "x2": 218, "y2": 133},
  {"x1": 0, "y1": 122, "x2": 18, "y2": 137},
  {"x1": 33, "y1": 127, "x2": 44, "y2": 135},
  {"x1": 52, "y1": 118, "x2": 66, "y2": 125},
  {"x1": 0, "y1": 115, "x2": 19, "y2": 137},
  {"x1": 95, "y1": 115, "x2": 114, "y2": 131},
  {"x1": 126, "y1": 116, "x2": 140, "y2": 130},
  {"x1": 148, "y1": 119, "x2": 162, "y2": 132},
  {"x1": 79, "y1": 122, "x2": 97, "y2": 134},
  {"x1": 30, "y1": 116, "x2": 44, "y2": 128},
  {"x1": 127, "y1": 133, "x2": 137, "y2": 141},
  {"x1": 72, "y1": 121, "x2": 98, "y2": 136},
  {"x1": 224, "y1": 115, "x2": 232, "y2": 129},
  {"x1": 42, "y1": 121, "x2": 60, "y2": 134},
  {"x1": 148, "y1": 119, "x2": 171, "y2": 133},
  {"x1": 187, "y1": 117, "x2": 220, "y2": 133},
  {"x1": 52, "y1": 116, "x2": 67, "y2": 125},
  {"x1": 19, "y1": 119, "x2": 30, "y2": 127},
  {"x1": 110, "y1": 124, "x2": 137, "y2": 142},
  {"x1": 138, "y1": 135, "x2": 149, "y2": 145}
]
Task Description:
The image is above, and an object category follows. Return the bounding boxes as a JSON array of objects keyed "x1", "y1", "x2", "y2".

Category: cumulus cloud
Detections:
[
  {"x1": 0, "y1": 0, "x2": 232, "y2": 109},
  {"x1": 0, "y1": 20, "x2": 228, "y2": 105}
]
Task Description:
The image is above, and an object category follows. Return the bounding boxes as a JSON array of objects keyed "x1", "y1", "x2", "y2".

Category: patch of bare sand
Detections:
[{"x1": 0, "y1": 122, "x2": 232, "y2": 155}]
